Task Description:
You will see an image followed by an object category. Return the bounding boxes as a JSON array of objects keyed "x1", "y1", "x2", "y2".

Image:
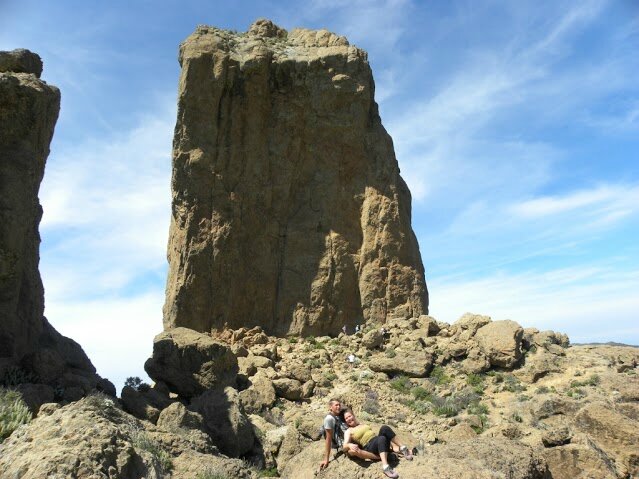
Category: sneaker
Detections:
[
  {"x1": 400, "y1": 445, "x2": 413, "y2": 461},
  {"x1": 383, "y1": 465, "x2": 399, "y2": 478}
]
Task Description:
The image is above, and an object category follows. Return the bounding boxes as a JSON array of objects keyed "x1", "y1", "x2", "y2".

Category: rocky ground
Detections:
[{"x1": 1, "y1": 313, "x2": 637, "y2": 478}]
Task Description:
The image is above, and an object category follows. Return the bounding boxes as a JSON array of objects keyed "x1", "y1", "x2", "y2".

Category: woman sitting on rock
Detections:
[{"x1": 342, "y1": 408, "x2": 413, "y2": 478}]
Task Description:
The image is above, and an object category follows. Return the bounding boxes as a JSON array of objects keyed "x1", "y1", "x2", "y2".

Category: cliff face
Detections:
[
  {"x1": 165, "y1": 19, "x2": 428, "y2": 336},
  {"x1": 0, "y1": 49, "x2": 58, "y2": 368},
  {"x1": 0, "y1": 49, "x2": 111, "y2": 397}
]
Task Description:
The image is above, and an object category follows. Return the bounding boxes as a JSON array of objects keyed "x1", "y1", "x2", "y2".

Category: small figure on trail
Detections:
[
  {"x1": 319, "y1": 398, "x2": 347, "y2": 471},
  {"x1": 342, "y1": 408, "x2": 413, "y2": 478},
  {"x1": 355, "y1": 324, "x2": 361, "y2": 333},
  {"x1": 342, "y1": 324, "x2": 347, "y2": 335},
  {"x1": 347, "y1": 353, "x2": 357, "y2": 368}
]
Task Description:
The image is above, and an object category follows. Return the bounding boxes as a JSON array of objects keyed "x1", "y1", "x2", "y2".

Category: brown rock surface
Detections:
[
  {"x1": 144, "y1": 327, "x2": 239, "y2": 398},
  {"x1": 163, "y1": 19, "x2": 428, "y2": 337},
  {"x1": 0, "y1": 49, "x2": 111, "y2": 395}
]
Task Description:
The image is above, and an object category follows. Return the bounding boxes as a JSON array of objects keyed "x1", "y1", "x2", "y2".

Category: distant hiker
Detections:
[
  {"x1": 320, "y1": 398, "x2": 347, "y2": 470},
  {"x1": 347, "y1": 353, "x2": 357, "y2": 368},
  {"x1": 342, "y1": 408, "x2": 413, "y2": 478},
  {"x1": 342, "y1": 325, "x2": 347, "y2": 335},
  {"x1": 355, "y1": 324, "x2": 361, "y2": 333}
]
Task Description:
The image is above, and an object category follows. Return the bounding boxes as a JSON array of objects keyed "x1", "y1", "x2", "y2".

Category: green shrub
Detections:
[
  {"x1": 124, "y1": 376, "x2": 151, "y2": 392},
  {"x1": 0, "y1": 366, "x2": 37, "y2": 387},
  {"x1": 535, "y1": 385, "x2": 550, "y2": 394},
  {"x1": 408, "y1": 400, "x2": 431, "y2": 415},
  {"x1": 0, "y1": 388, "x2": 32, "y2": 442},
  {"x1": 323, "y1": 371, "x2": 337, "y2": 382},
  {"x1": 196, "y1": 468, "x2": 230, "y2": 479},
  {"x1": 385, "y1": 348, "x2": 397, "y2": 358},
  {"x1": 430, "y1": 366, "x2": 451, "y2": 385},
  {"x1": 411, "y1": 386, "x2": 431, "y2": 401},
  {"x1": 362, "y1": 399, "x2": 381, "y2": 416},
  {"x1": 389, "y1": 376, "x2": 412, "y2": 394},
  {"x1": 511, "y1": 412, "x2": 523, "y2": 423},
  {"x1": 502, "y1": 374, "x2": 526, "y2": 393},
  {"x1": 432, "y1": 400, "x2": 460, "y2": 417},
  {"x1": 467, "y1": 402, "x2": 489, "y2": 415},
  {"x1": 466, "y1": 373, "x2": 486, "y2": 394},
  {"x1": 260, "y1": 467, "x2": 279, "y2": 477},
  {"x1": 470, "y1": 413, "x2": 489, "y2": 434},
  {"x1": 130, "y1": 427, "x2": 173, "y2": 473}
]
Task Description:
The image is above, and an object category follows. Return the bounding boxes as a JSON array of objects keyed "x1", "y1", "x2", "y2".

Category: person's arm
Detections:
[
  {"x1": 343, "y1": 428, "x2": 359, "y2": 453},
  {"x1": 320, "y1": 429, "x2": 333, "y2": 469}
]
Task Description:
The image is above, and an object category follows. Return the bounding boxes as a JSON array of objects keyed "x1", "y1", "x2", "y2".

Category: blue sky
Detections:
[{"x1": 2, "y1": 0, "x2": 638, "y2": 392}]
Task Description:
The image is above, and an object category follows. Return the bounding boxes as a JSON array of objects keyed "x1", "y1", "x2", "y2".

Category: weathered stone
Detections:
[
  {"x1": 190, "y1": 386, "x2": 255, "y2": 458},
  {"x1": 0, "y1": 49, "x2": 43, "y2": 77},
  {"x1": 156, "y1": 401, "x2": 205, "y2": 432},
  {"x1": 368, "y1": 351, "x2": 433, "y2": 377},
  {"x1": 475, "y1": 320, "x2": 524, "y2": 369},
  {"x1": 280, "y1": 437, "x2": 548, "y2": 479},
  {"x1": 144, "y1": 327, "x2": 238, "y2": 398},
  {"x1": 574, "y1": 402, "x2": 639, "y2": 477},
  {"x1": 121, "y1": 385, "x2": 172, "y2": 424},
  {"x1": 239, "y1": 371, "x2": 276, "y2": 413},
  {"x1": 543, "y1": 443, "x2": 618, "y2": 479},
  {"x1": 541, "y1": 426, "x2": 572, "y2": 447},
  {"x1": 273, "y1": 377, "x2": 303, "y2": 401},
  {"x1": 0, "y1": 55, "x2": 101, "y2": 393},
  {"x1": 15, "y1": 383, "x2": 54, "y2": 414},
  {"x1": 163, "y1": 20, "x2": 428, "y2": 337},
  {"x1": 361, "y1": 328, "x2": 384, "y2": 349}
]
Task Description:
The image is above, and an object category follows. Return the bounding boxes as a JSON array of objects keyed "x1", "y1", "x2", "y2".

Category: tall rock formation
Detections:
[
  {"x1": 0, "y1": 49, "x2": 112, "y2": 396},
  {"x1": 165, "y1": 20, "x2": 428, "y2": 336}
]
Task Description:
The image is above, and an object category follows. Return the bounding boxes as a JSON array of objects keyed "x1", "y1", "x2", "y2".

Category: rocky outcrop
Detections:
[
  {"x1": 0, "y1": 49, "x2": 112, "y2": 397},
  {"x1": 144, "y1": 327, "x2": 239, "y2": 398},
  {"x1": 164, "y1": 19, "x2": 428, "y2": 337},
  {"x1": 281, "y1": 438, "x2": 549, "y2": 479},
  {"x1": 0, "y1": 394, "x2": 256, "y2": 478}
]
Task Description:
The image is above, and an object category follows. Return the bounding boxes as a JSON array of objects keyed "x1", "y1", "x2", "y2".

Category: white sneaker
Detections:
[{"x1": 383, "y1": 465, "x2": 399, "y2": 478}]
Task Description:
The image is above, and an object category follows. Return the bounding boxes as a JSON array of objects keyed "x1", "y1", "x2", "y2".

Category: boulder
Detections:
[
  {"x1": 0, "y1": 49, "x2": 43, "y2": 77},
  {"x1": 190, "y1": 386, "x2": 255, "y2": 458},
  {"x1": 163, "y1": 19, "x2": 428, "y2": 337},
  {"x1": 280, "y1": 437, "x2": 548, "y2": 479},
  {"x1": 156, "y1": 402, "x2": 205, "y2": 432},
  {"x1": 239, "y1": 371, "x2": 277, "y2": 413},
  {"x1": 272, "y1": 378, "x2": 303, "y2": 401},
  {"x1": 574, "y1": 402, "x2": 639, "y2": 477},
  {"x1": 121, "y1": 385, "x2": 173, "y2": 424},
  {"x1": 543, "y1": 443, "x2": 618, "y2": 479},
  {"x1": 368, "y1": 351, "x2": 434, "y2": 377},
  {"x1": 144, "y1": 327, "x2": 238, "y2": 398},
  {"x1": 15, "y1": 383, "x2": 54, "y2": 414},
  {"x1": 474, "y1": 320, "x2": 524, "y2": 369}
]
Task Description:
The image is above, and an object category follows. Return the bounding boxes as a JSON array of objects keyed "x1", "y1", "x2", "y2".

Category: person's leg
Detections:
[{"x1": 347, "y1": 447, "x2": 380, "y2": 461}]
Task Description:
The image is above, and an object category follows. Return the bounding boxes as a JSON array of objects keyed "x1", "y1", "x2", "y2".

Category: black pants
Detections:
[{"x1": 363, "y1": 425, "x2": 396, "y2": 455}]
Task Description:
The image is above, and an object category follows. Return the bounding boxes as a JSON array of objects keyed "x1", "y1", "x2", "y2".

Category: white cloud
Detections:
[
  {"x1": 46, "y1": 292, "x2": 163, "y2": 394},
  {"x1": 511, "y1": 184, "x2": 639, "y2": 219},
  {"x1": 429, "y1": 265, "x2": 639, "y2": 345}
]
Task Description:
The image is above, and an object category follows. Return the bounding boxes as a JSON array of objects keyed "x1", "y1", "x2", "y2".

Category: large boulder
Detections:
[
  {"x1": 280, "y1": 437, "x2": 548, "y2": 479},
  {"x1": 368, "y1": 350, "x2": 434, "y2": 377},
  {"x1": 474, "y1": 320, "x2": 524, "y2": 369},
  {"x1": 163, "y1": 19, "x2": 428, "y2": 337},
  {"x1": 144, "y1": 327, "x2": 238, "y2": 398},
  {"x1": 190, "y1": 386, "x2": 255, "y2": 458},
  {"x1": 574, "y1": 402, "x2": 639, "y2": 477}
]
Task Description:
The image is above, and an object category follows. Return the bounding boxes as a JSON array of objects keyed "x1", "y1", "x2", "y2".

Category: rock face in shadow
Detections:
[
  {"x1": 164, "y1": 19, "x2": 428, "y2": 337},
  {"x1": 0, "y1": 49, "x2": 112, "y2": 396}
]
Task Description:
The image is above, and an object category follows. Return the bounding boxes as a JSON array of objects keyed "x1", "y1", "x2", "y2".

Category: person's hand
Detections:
[
  {"x1": 319, "y1": 459, "x2": 329, "y2": 470},
  {"x1": 347, "y1": 443, "x2": 360, "y2": 453}
]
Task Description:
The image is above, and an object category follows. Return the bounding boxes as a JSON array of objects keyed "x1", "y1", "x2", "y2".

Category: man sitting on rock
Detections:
[
  {"x1": 342, "y1": 408, "x2": 413, "y2": 478},
  {"x1": 319, "y1": 398, "x2": 347, "y2": 470}
]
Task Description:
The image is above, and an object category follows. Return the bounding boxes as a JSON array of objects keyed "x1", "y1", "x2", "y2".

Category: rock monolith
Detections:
[
  {"x1": 0, "y1": 49, "x2": 111, "y2": 396},
  {"x1": 164, "y1": 19, "x2": 428, "y2": 337}
]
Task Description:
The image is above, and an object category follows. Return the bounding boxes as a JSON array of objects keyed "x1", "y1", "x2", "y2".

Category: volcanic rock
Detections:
[
  {"x1": 0, "y1": 49, "x2": 111, "y2": 396},
  {"x1": 164, "y1": 19, "x2": 428, "y2": 337}
]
